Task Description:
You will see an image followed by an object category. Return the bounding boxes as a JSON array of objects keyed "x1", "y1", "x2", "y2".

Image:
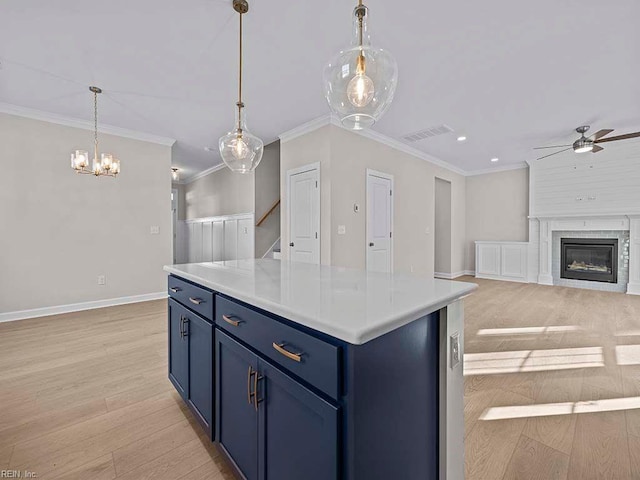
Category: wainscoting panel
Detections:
[{"x1": 475, "y1": 241, "x2": 528, "y2": 283}]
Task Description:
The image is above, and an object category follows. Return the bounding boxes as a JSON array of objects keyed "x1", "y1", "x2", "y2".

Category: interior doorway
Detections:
[
  {"x1": 434, "y1": 178, "x2": 452, "y2": 278},
  {"x1": 366, "y1": 169, "x2": 394, "y2": 273},
  {"x1": 171, "y1": 188, "x2": 178, "y2": 264},
  {"x1": 286, "y1": 163, "x2": 320, "y2": 264}
]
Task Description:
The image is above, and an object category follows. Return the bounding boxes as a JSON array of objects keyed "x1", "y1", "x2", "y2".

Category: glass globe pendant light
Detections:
[
  {"x1": 323, "y1": 0, "x2": 398, "y2": 130},
  {"x1": 219, "y1": 0, "x2": 263, "y2": 174}
]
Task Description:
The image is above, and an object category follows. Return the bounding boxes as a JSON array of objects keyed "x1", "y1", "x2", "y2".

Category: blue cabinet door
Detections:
[
  {"x1": 186, "y1": 312, "x2": 213, "y2": 437},
  {"x1": 258, "y1": 359, "x2": 339, "y2": 480},
  {"x1": 216, "y1": 330, "x2": 259, "y2": 480},
  {"x1": 168, "y1": 299, "x2": 188, "y2": 399}
]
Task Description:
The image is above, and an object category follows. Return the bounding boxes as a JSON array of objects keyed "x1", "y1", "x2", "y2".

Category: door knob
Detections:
[
  {"x1": 289, "y1": 242, "x2": 295, "y2": 247},
  {"x1": 369, "y1": 242, "x2": 374, "y2": 247}
]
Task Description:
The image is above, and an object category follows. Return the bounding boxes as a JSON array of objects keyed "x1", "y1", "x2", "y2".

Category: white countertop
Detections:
[{"x1": 163, "y1": 260, "x2": 477, "y2": 345}]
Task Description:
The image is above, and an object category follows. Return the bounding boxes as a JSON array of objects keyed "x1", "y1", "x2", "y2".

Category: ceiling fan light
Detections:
[{"x1": 573, "y1": 138, "x2": 594, "y2": 153}]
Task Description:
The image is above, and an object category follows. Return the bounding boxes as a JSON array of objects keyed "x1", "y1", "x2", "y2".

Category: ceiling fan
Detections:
[{"x1": 534, "y1": 126, "x2": 640, "y2": 160}]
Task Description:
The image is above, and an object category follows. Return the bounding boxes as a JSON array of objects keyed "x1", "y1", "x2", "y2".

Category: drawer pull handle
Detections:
[
  {"x1": 189, "y1": 297, "x2": 203, "y2": 305},
  {"x1": 254, "y1": 371, "x2": 263, "y2": 411},
  {"x1": 247, "y1": 366, "x2": 255, "y2": 405},
  {"x1": 170, "y1": 287, "x2": 181, "y2": 293},
  {"x1": 223, "y1": 315, "x2": 242, "y2": 327},
  {"x1": 273, "y1": 342, "x2": 303, "y2": 363}
]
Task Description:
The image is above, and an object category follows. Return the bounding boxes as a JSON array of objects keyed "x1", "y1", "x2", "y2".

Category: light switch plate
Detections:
[
  {"x1": 450, "y1": 332, "x2": 460, "y2": 369},
  {"x1": 338, "y1": 225, "x2": 346, "y2": 235},
  {"x1": 150, "y1": 226, "x2": 160, "y2": 235}
]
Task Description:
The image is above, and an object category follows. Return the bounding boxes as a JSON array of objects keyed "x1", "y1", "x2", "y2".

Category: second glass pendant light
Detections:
[{"x1": 219, "y1": 0, "x2": 263, "y2": 174}]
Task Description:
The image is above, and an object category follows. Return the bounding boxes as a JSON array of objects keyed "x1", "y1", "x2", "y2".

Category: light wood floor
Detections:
[{"x1": 1, "y1": 280, "x2": 640, "y2": 479}]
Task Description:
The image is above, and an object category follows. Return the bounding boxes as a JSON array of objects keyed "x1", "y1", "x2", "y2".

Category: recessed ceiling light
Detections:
[
  {"x1": 491, "y1": 157, "x2": 499, "y2": 162},
  {"x1": 457, "y1": 136, "x2": 467, "y2": 142}
]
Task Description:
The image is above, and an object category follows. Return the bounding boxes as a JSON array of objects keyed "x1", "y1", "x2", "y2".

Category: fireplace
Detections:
[{"x1": 561, "y1": 238, "x2": 618, "y2": 283}]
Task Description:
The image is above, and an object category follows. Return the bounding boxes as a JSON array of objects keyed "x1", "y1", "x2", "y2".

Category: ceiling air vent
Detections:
[{"x1": 400, "y1": 125, "x2": 453, "y2": 143}]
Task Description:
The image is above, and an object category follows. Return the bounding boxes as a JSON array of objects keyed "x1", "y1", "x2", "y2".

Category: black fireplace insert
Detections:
[{"x1": 560, "y1": 238, "x2": 618, "y2": 283}]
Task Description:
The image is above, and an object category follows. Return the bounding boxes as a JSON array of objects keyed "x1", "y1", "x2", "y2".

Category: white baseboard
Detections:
[
  {"x1": 628, "y1": 283, "x2": 640, "y2": 296},
  {"x1": 435, "y1": 270, "x2": 475, "y2": 280},
  {"x1": 0, "y1": 292, "x2": 167, "y2": 323}
]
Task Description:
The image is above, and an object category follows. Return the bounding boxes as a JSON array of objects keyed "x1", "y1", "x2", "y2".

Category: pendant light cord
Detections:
[
  {"x1": 94, "y1": 90, "x2": 99, "y2": 161},
  {"x1": 237, "y1": 10, "x2": 243, "y2": 132}
]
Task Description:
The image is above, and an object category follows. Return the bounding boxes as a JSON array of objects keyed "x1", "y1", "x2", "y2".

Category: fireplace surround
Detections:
[{"x1": 560, "y1": 238, "x2": 618, "y2": 284}]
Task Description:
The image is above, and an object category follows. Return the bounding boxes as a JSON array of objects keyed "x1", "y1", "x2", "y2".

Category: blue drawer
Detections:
[
  {"x1": 168, "y1": 275, "x2": 214, "y2": 321},
  {"x1": 215, "y1": 295, "x2": 341, "y2": 400}
]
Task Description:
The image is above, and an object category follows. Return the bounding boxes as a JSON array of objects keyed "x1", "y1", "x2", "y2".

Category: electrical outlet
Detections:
[
  {"x1": 150, "y1": 226, "x2": 160, "y2": 235},
  {"x1": 338, "y1": 225, "x2": 346, "y2": 235},
  {"x1": 97, "y1": 275, "x2": 106, "y2": 286},
  {"x1": 450, "y1": 332, "x2": 460, "y2": 368}
]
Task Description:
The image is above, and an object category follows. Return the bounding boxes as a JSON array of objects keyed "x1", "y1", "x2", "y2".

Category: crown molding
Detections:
[
  {"x1": 465, "y1": 162, "x2": 529, "y2": 177},
  {"x1": 183, "y1": 162, "x2": 226, "y2": 184},
  {"x1": 0, "y1": 102, "x2": 176, "y2": 147},
  {"x1": 278, "y1": 115, "x2": 335, "y2": 144}
]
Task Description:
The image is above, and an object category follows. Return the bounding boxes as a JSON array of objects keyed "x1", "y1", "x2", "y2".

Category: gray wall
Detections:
[
  {"x1": 465, "y1": 168, "x2": 529, "y2": 271},
  {"x1": 0, "y1": 112, "x2": 172, "y2": 314},
  {"x1": 254, "y1": 141, "x2": 281, "y2": 257},
  {"x1": 435, "y1": 178, "x2": 452, "y2": 275},
  {"x1": 184, "y1": 165, "x2": 255, "y2": 219},
  {"x1": 280, "y1": 125, "x2": 467, "y2": 276}
]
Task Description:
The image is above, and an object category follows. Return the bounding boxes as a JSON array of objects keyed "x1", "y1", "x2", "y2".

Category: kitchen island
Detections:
[{"x1": 164, "y1": 259, "x2": 476, "y2": 480}]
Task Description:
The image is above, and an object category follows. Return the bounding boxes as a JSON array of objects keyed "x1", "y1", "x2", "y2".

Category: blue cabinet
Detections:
[
  {"x1": 168, "y1": 299, "x2": 188, "y2": 399},
  {"x1": 186, "y1": 312, "x2": 213, "y2": 435},
  {"x1": 216, "y1": 330, "x2": 339, "y2": 480}
]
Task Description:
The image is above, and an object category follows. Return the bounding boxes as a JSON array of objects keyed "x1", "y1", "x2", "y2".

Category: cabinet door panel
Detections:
[
  {"x1": 168, "y1": 299, "x2": 188, "y2": 399},
  {"x1": 187, "y1": 313, "x2": 213, "y2": 435},
  {"x1": 258, "y1": 359, "x2": 338, "y2": 480},
  {"x1": 216, "y1": 330, "x2": 259, "y2": 480}
]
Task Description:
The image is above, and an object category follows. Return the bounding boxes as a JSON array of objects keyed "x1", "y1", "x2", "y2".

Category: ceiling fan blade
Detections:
[
  {"x1": 590, "y1": 129, "x2": 614, "y2": 140},
  {"x1": 536, "y1": 147, "x2": 573, "y2": 160},
  {"x1": 592, "y1": 145, "x2": 604, "y2": 153},
  {"x1": 595, "y1": 132, "x2": 640, "y2": 144},
  {"x1": 533, "y1": 145, "x2": 571, "y2": 150}
]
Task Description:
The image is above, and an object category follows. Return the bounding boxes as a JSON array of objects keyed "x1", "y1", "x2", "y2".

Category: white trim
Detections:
[
  {"x1": 0, "y1": 102, "x2": 175, "y2": 146},
  {"x1": 183, "y1": 163, "x2": 226, "y2": 184},
  {"x1": 286, "y1": 162, "x2": 321, "y2": 265},
  {"x1": 0, "y1": 292, "x2": 167, "y2": 323},
  {"x1": 184, "y1": 212, "x2": 254, "y2": 224},
  {"x1": 435, "y1": 270, "x2": 474, "y2": 280},
  {"x1": 366, "y1": 168, "x2": 394, "y2": 273},
  {"x1": 278, "y1": 115, "x2": 467, "y2": 176},
  {"x1": 262, "y1": 237, "x2": 282, "y2": 259},
  {"x1": 465, "y1": 162, "x2": 529, "y2": 177}
]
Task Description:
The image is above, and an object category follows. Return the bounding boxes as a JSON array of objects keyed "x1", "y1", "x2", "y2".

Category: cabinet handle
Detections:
[
  {"x1": 253, "y1": 372, "x2": 263, "y2": 411},
  {"x1": 170, "y1": 287, "x2": 181, "y2": 293},
  {"x1": 179, "y1": 316, "x2": 184, "y2": 338},
  {"x1": 182, "y1": 318, "x2": 189, "y2": 338},
  {"x1": 189, "y1": 297, "x2": 203, "y2": 305},
  {"x1": 247, "y1": 366, "x2": 255, "y2": 405},
  {"x1": 272, "y1": 342, "x2": 303, "y2": 362},
  {"x1": 222, "y1": 315, "x2": 242, "y2": 327}
]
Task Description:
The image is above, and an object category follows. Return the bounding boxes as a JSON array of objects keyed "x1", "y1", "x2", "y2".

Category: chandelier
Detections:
[
  {"x1": 70, "y1": 86, "x2": 121, "y2": 177},
  {"x1": 218, "y1": 0, "x2": 264, "y2": 174}
]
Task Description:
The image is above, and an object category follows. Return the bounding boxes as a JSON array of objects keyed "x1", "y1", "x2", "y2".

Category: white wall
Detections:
[
  {"x1": 435, "y1": 178, "x2": 452, "y2": 275},
  {"x1": 465, "y1": 168, "x2": 529, "y2": 271},
  {"x1": 530, "y1": 138, "x2": 640, "y2": 217},
  {"x1": 0, "y1": 112, "x2": 172, "y2": 314},
  {"x1": 280, "y1": 124, "x2": 467, "y2": 276}
]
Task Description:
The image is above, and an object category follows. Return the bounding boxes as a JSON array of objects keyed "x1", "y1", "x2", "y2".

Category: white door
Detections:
[
  {"x1": 287, "y1": 164, "x2": 320, "y2": 264},
  {"x1": 171, "y1": 189, "x2": 178, "y2": 263},
  {"x1": 366, "y1": 170, "x2": 393, "y2": 273}
]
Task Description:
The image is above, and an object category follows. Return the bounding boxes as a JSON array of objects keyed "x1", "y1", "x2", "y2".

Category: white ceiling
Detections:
[{"x1": 1, "y1": 0, "x2": 639, "y2": 178}]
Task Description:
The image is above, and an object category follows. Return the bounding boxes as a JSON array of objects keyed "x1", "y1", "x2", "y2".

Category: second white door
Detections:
[
  {"x1": 288, "y1": 164, "x2": 320, "y2": 264},
  {"x1": 366, "y1": 170, "x2": 393, "y2": 273}
]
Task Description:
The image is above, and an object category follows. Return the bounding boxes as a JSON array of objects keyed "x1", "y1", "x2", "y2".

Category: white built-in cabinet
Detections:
[
  {"x1": 475, "y1": 241, "x2": 528, "y2": 283},
  {"x1": 179, "y1": 213, "x2": 255, "y2": 264}
]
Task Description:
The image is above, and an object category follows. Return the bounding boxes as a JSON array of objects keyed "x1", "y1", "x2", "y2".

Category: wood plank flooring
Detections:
[
  {"x1": 0, "y1": 300, "x2": 235, "y2": 480},
  {"x1": 1, "y1": 278, "x2": 640, "y2": 479},
  {"x1": 463, "y1": 277, "x2": 640, "y2": 480}
]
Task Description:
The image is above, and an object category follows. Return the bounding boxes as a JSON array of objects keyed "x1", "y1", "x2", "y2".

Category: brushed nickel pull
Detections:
[
  {"x1": 253, "y1": 372, "x2": 263, "y2": 411},
  {"x1": 189, "y1": 297, "x2": 203, "y2": 305},
  {"x1": 170, "y1": 287, "x2": 181, "y2": 293},
  {"x1": 179, "y1": 316, "x2": 184, "y2": 339},
  {"x1": 222, "y1": 315, "x2": 242, "y2": 327},
  {"x1": 272, "y1": 342, "x2": 303, "y2": 363},
  {"x1": 247, "y1": 366, "x2": 255, "y2": 405}
]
